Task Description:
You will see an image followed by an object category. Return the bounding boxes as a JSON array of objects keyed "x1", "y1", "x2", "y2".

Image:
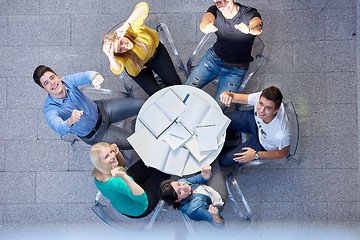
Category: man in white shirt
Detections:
[{"x1": 218, "y1": 86, "x2": 290, "y2": 167}]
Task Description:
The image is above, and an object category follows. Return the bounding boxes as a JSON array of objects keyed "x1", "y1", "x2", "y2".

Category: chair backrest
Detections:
[
  {"x1": 186, "y1": 33, "x2": 214, "y2": 75},
  {"x1": 238, "y1": 36, "x2": 265, "y2": 93},
  {"x1": 60, "y1": 86, "x2": 129, "y2": 151},
  {"x1": 240, "y1": 101, "x2": 299, "y2": 167},
  {"x1": 91, "y1": 191, "x2": 165, "y2": 231},
  {"x1": 225, "y1": 172, "x2": 252, "y2": 220}
]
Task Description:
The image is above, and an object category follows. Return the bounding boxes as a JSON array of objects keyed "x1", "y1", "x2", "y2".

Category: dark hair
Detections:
[
  {"x1": 33, "y1": 65, "x2": 56, "y2": 88},
  {"x1": 160, "y1": 180, "x2": 180, "y2": 209},
  {"x1": 260, "y1": 86, "x2": 283, "y2": 110}
]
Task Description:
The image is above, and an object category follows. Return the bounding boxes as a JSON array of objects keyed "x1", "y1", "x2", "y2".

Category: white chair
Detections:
[{"x1": 225, "y1": 101, "x2": 300, "y2": 220}]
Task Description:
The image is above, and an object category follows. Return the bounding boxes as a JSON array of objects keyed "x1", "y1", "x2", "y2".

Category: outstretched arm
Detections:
[
  {"x1": 219, "y1": 91, "x2": 249, "y2": 107},
  {"x1": 115, "y1": 3, "x2": 147, "y2": 40}
]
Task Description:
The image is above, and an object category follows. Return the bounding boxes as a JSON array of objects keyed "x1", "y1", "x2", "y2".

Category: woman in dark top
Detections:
[{"x1": 185, "y1": 0, "x2": 263, "y2": 110}]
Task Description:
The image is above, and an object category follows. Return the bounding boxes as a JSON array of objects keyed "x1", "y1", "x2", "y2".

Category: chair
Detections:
[
  {"x1": 186, "y1": 33, "x2": 266, "y2": 95},
  {"x1": 60, "y1": 86, "x2": 134, "y2": 155},
  {"x1": 225, "y1": 101, "x2": 300, "y2": 220},
  {"x1": 106, "y1": 14, "x2": 188, "y2": 96},
  {"x1": 91, "y1": 191, "x2": 165, "y2": 231}
]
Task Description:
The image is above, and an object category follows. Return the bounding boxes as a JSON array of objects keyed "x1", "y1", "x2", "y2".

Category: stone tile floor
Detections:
[{"x1": 0, "y1": 0, "x2": 359, "y2": 239}]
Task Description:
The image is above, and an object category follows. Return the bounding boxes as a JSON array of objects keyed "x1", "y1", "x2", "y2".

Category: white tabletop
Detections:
[{"x1": 135, "y1": 85, "x2": 226, "y2": 176}]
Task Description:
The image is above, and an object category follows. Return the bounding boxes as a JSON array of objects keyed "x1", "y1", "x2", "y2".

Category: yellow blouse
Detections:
[{"x1": 110, "y1": 2, "x2": 160, "y2": 77}]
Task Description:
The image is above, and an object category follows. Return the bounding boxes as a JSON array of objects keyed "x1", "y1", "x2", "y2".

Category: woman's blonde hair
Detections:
[
  {"x1": 90, "y1": 142, "x2": 125, "y2": 176},
  {"x1": 102, "y1": 31, "x2": 150, "y2": 70}
]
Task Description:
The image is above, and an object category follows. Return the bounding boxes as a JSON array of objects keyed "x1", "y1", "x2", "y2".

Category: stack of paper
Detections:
[
  {"x1": 127, "y1": 127, "x2": 190, "y2": 176},
  {"x1": 138, "y1": 89, "x2": 185, "y2": 137},
  {"x1": 159, "y1": 122, "x2": 192, "y2": 150}
]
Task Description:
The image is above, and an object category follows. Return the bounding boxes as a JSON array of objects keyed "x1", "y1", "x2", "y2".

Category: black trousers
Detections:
[
  {"x1": 126, "y1": 160, "x2": 170, "y2": 218},
  {"x1": 130, "y1": 42, "x2": 182, "y2": 96}
]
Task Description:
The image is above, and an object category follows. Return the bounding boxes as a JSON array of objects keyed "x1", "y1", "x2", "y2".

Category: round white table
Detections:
[{"x1": 135, "y1": 85, "x2": 226, "y2": 175}]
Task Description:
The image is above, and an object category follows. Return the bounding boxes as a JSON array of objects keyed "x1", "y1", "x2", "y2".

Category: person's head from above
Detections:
[
  {"x1": 257, "y1": 86, "x2": 283, "y2": 124},
  {"x1": 102, "y1": 31, "x2": 149, "y2": 70},
  {"x1": 90, "y1": 142, "x2": 119, "y2": 175},
  {"x1": 160, "y1": 180, "x2": 192, "y2": 208},
  {"x1": 33, "y1": 65, "x2": 66, "y2": 98},
  {"x1": 213, "y1": 0, "x2": 236, "y2": 15},
  {"x1": 103, "y1": 32, "x2": 135, "y2": 54}
]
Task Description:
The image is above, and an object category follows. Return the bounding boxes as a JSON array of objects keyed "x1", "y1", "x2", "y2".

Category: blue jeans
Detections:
[
  {"x1": 219, "y1": 109, "x2": 266, "y2": 167},
  {"x1": 81, "y1": 97, "x2": 145, "y2": 149},
  {"x1": 185, "y1": 47, "x2": 249, "y2": 110}
]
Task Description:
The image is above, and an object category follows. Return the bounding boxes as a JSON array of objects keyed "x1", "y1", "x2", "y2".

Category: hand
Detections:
[
  {"x1": 67, "y1": 109, "x2": 83, "y2": 126},
  {"x1": 219, "y1": 92, "x2": 233, "y2": 107},
  {"x1": 111, "y1": 167, "x2": 126, "y2": 178},
  {"x1": 235, "y1": 22, "x2": 250, "y2": 34},
  {"x1": 115, "y1": 23, "x2": 130, "y2": 40},
  {"x1": 102, "y1": 40, "x2": 114, "y2": 59},
  {"x1": 201, "y1": 165, "x2": 212, "y2": 179},
  {"x1": 233, "y1": 147, "x2": 256, "y2": 163},
  {"x1": 110, "y1": 143, "x2": 119, "y2": 155},
  {"x1": 202, "y1": 23, "x2": 218, "y2": 34},
  {"x1": 208, "y1": 204, "x2": 219, "y2": 215},
  {"x1": 92, "y1": 74, "x2": 104, "y2": 89}
]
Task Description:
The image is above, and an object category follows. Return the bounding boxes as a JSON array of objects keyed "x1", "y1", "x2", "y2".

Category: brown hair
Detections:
[
  {"x1": 260, "y1": 86, "x2": 283, "y2": 110},
  {"x1": 33, "y1": 65, "x2": 56, "y2": 88}
]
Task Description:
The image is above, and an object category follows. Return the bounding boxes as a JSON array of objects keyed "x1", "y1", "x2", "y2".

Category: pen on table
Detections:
[
  {"x1": 183, "y1": 94, "x2": 190, "y2": 103},
  {"x1": 197, "y1": 124, "x2": 215, "y2": 128},
  {"x1": 170, "y1": 133, "x2": 184, "y2": 140}
]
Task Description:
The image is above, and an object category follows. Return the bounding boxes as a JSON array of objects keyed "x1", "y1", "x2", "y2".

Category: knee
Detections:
[
  {"x1": 186, "y1": 76, "x2": 200, "y2": 87},
  {"x1": 218, "y1": 155, "x2": 235, "y2": 167}
]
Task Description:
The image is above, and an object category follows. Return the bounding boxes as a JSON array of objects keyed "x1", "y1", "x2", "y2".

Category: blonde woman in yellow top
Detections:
[{"x1": 102, "y1": 2, "x2": 182, "y2": 96}]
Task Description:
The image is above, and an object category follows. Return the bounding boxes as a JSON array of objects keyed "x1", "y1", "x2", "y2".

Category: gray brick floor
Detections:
[{"x1": 0, "y1": 0, "x2": 359, "y2": 239}]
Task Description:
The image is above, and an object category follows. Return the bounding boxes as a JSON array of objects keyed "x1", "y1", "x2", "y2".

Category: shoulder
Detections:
[
  {"x1": 206, "y1": 5, "x2": 217, "y2": 16},
  {"x1": 184, "y1": 173, "x2": 206, "y2": 185},
  {"x1": 94, "y1": 170, "x2": 111, "y2": 183},
  {"x1": 248, "y1": 92, "x2": 261, "y2": 105},
  {"x1": 238, "y1": 3, "x2": 261, "y2": 19}
]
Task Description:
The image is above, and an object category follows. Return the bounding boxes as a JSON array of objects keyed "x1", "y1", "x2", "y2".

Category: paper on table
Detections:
[
  {"x1": 197, "y1": 125, "x2": 218, "y2": 152},
  {"x1": 200, "y1": 107, "x2": 231, "y2": 142},
  {"x1": 138, "y1": 104, "x2": 171, "y2": 138},
  {"x1": 163, "y1": 147, "x2": 190, "y2": 176},
  {"x1": 160, "y1": 122, "x2": 192, "y2": 150},
  {"x1": 127, "y1": 127, "x2": 190, "y2": 176},
  {"x1": 127, "y1": 127, "x2": 157, "y2": 163},
  {"x1": 177, "y1": 94, "x2": 210, "y2": 133},
  {"x1": 155, "y1": 89, "x2": 185, "y2": 121},
  {"x1": 184, "y1": 135, "x2": 212, "y2": 162},
  {"x1": 184, "y1": 133, "x2": 226, "y2": 163},
  {"x1": 146, "y1": 140, "x2": 170, "y2": 170},
  {"x1": 138, "y1": 89, "x2": 186, "y2": 138}
]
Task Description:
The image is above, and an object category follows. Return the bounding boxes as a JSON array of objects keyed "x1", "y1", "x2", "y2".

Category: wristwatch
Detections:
[{"x1": 254, "y1": 151, "x2": 259, "y2": 160}]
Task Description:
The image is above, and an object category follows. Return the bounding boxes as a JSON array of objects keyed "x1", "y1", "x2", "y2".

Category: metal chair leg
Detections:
[
  {"x1": 226, "y1": 172, "x2": 252, "y2": 221},
  {"x1": 145, "y1": 200, "x2": 165, "y2": 230},
  {"x1": 182, "y1": 213, "x2": 197, "y2": 239}
]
